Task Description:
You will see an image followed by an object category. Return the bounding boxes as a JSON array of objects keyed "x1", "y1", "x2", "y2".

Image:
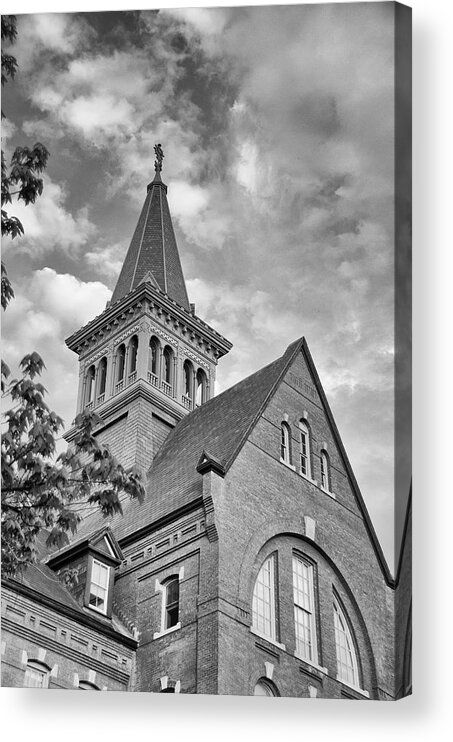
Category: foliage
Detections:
[
  {"x1": 1, "y1": 15, "x2": 50, "y2": 309},
  {"x1": 1, "y1": 16, "x2": 145, "y2": 579},
  {"x1": 1, "y1": 354, "x2": 145, "y2": 578}
]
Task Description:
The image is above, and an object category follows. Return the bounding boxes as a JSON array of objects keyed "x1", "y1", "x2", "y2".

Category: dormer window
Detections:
[{"x1": 88, "y1": 558, "x2": 111, "y2": 614}]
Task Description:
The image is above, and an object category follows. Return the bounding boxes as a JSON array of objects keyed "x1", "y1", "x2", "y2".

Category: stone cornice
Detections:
[{"x1": 65, "y1": 283, "x2": 232, "y2": 360}]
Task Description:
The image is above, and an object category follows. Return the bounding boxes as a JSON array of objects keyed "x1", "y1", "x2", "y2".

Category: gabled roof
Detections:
[
  {"x1": 69, "y1": 337, "x2": 393, "y2": 583},
  {"x1": 84, "y1": 338, "x2": 302, "y2": 542},
  {"x1": 110, "y1": 170, "x2": 190, "y2": 310},
  {"x1": 46, "y1": 526, "x2": 123, "y2": 569}
]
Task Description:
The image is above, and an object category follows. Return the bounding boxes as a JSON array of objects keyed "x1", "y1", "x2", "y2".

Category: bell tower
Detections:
[{"x1": 64, "y1": 146, "x2": 232, "y2": 473}]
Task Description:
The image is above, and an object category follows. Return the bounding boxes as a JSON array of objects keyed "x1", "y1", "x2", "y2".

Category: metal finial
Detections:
[{"x1": 154, "y1": 143, "x2": 164, "y2": 172}]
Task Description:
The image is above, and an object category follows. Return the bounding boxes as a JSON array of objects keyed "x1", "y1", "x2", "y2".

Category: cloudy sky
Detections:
[{"x1": 2, "y1": 3, "x2": 401, "y2": 567}]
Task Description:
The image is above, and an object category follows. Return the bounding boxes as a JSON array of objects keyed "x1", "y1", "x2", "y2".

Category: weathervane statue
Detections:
[{"x1": 154, "y1": 143, "x2": 164, "y2": 172}]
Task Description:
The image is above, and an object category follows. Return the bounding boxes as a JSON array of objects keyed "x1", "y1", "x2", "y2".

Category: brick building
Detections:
[{"x1": 1, "y1": 156, "x2": 411, "y2": 699}]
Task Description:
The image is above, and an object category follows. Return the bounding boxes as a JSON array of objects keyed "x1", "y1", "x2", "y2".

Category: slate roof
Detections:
[
  {"x1": 110, "y1": 170, "x2": 190, "y2": 310},
  {"x1": 75, "y1": 338, "x2": 303, "y2": 543}
]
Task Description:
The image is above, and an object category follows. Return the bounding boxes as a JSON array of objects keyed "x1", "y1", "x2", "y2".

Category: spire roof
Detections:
[{"x1": 110, "y1": 146, "x2": 190, "y2": 310}]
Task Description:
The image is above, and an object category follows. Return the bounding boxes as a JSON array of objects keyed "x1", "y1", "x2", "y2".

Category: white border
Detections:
[{"x1": 0, "y1": 1, "x2": 451, "y2": 741}]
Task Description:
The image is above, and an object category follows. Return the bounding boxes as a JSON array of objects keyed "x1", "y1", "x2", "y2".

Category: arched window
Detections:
[
  {"x1": 163, "y1": 576, "x2": 180, "y2": 630},
  {"x1": 128, "y1": 335, "x2": 138, "y2": 378},
  {"x1": 116, "y1": 344, "x2": 126, "y2": 385},
  {"x1": 85, "y1": 365, "x2": 96, "y2": 407},
  {"x1": 252, "y1": 555, "x2": 276, "y2": 641},
  {"x1": 195, "y1": 369, "x2": 207, "y2": 406},
  {"x1": 183, "y1": 360, "x2": 193, "y2": 402},
  {"x1": 161, "y1": 346, "x2": 173, "y2": 395},
  {"x1": 333, "y1": 596, "x2": 360, "y2": 687},
  {"x1": 293, "y1": 555, "x2": 318, "y2": 663},
  {"x1": 148, "y1": 336, "x2": 160, "y2": 385},
  {"x1": 254, "y1": 679, "x2": 278, "y2": 696},
  {"x1": 97, "y1": 357, "x2": 107, "y2": 402},
  {"x1": 24, "y1": 660, "x2": 50, "y2": 688},
  {"x1": 280, "y1": 422, "x2": 291, "y2": 464},
  {"x1": 299, "y1": 420, "x2": 311, "y2": 477},
  {"x1": 320, "y1": 450, "x2": 330, "y2": 491}
]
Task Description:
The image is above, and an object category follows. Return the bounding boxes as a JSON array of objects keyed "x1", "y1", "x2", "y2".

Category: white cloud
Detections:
[
  {"x1": 2, "y1": 268, "x2": 111, "y2": 432},
  {"x1": 2, "y1": 178, "x2": 96, "y2": 258}
]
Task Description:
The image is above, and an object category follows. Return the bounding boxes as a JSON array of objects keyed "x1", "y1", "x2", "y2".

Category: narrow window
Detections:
[
  {"x1": 320, "y1": 450, "x2": 330, "y2": 491},
  {"x1": 24, "y1": 661, "x2": 50, "y2": 688},
  {"x1": 116, "y1": 344, "x2": 126, "y2": 382},
  {"x1": 280, "y1": 422, "x2": 291, "y2": 464},
  {"x1": 164, "y1": 577, "x2": 180, "y2": 629},
  {"x1": 196, "y1": 369, "x2": 207, "y2": 406},
  {"x1": 183, "y1": 360, "x2": 193, "y2": 399},
  {"x1": 252, "y1": 555, "x2": 276, "y2": 641},
  {"x1": 88, "y1": 559, "x2": 110, "y2": 614},
  {"x1": 292, "y1": 555, "x2": 318, "y2": 663},
  {"x1": 162, "y1": 346, "x2": 173, "y2": 389},
  {"x1": 85, "y1": 365, "x2": 96, "y2": 407},
  {"x1": 97, "y1": 357, "x2": 107, "y2": 401},
  {"x1": 128, "y1": 335, "x2": 138, "y2": 375},
  {"x1": 333, "y1": 596, "x2": 360, "y2": 687},
  {"x1": 299, "y1": 421, "x2": 311, "y2": 477}
]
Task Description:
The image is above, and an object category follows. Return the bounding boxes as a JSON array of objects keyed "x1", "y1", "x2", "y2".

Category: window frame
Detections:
[
  {"x1": 153, "y1": 567, "x2": 184, "y2": 639},
  {"x1": 333, "y1": 594, "x2": 360, "y2": 689},
  {"x1": 252, "y1": 554, "x2": 278, "y2": 643},
  {"x1": 280, "y1": 422, "x2": 292, "y2": 466},
  {"x1": 87, "y1": 557, "x2": 112, "y2": 616},
  {"x1": 24, "y1": 660, "x2": 50, "y2": 689},
  {"x1": 298, "y1": 420, "x2": 312, "y2": 478},
  {"x1": 320, "y1": 449, "x2": 330, "y2": 492},
  {"x1": 292, "y1": 553, "x2": 319, "y2": 665}
]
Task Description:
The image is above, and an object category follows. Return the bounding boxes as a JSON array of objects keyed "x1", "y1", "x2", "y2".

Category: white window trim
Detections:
[
  {"x1": 280, "y1": 422, "x2": 291, "y2": 466},
  {"x1": 293, "y1": 652, "x2": 328, "y2": 675},
  {"x1": 292, "y1": 555, "x2": 319, "y2": 665},
  {"x1": 333, "y1": 596, "x2": 362, "y2": 691},
  {"x1": 252, "y1": 555, "x2": 278, "y2": 643},
  {"x1": 298, "y1": 421, "x2": 312, "y2": 479},
  {"x1": 88, "y1": 558, "x2": 111, "y2": 615},
  {"x1": 338, "y1": 679, "x2": 370, "y2": 698},
  {"x1": 153, "y1": 566, "x2": 184, "y2": 640},
  {"x1": 250, "y1": 627, "x2": 286, "y2": 652}
]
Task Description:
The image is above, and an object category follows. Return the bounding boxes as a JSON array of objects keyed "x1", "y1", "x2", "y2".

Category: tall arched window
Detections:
[
  {"x1": 293, "y1": 555, "x2": 318, "y2": 663},
  {"x1": 183, "y1": 360, "x2": 194, "y2": 409},
  {"x1": 116, "y1": 344, "x2": 126, "y2": 387},
  {"x1": 161, "y1": 346, "x2": 173, "y2": 395},
  {"x1": 333, "y1": 596, "x2": 360, "y2": 687},
  {"x1": 252, "y1": 555, "x2": 276, "y2": 641},
  {"x1": 85, "y1": 365, "x2": 96, "y2": 407},
  {"x1": 299, "y1": 420, "x2": 311, "y2": 477},
  {"x1": 128, "y1": 335, "x2": 138, "y2": 379},
  {"x1": 97, "y1": 357, "x2": 107, "y2": 402},
  {"x1": 320, "y1": 450, "x2": 330, "y2": 491},
  {"x1": 148, "y1": 336, "x2": 160, "y2": 386},
  {"x1": 280, "y1": 422, "x2": 291, "y2": 464},
  {"x1": 195, "y1": 369, "x2": 207, "y2": 406}
]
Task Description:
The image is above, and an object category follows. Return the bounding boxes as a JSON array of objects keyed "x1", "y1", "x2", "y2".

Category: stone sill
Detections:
[
  {"x1": 153, "y1": 622, "x2": 181, "y2": 640},
  {"x1": 250, "y1": 628, "x2": 286, "y2": 652}
]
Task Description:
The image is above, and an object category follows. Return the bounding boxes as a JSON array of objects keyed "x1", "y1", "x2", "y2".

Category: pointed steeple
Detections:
[{"x1": 111, "y1": 145, "x2": 190, "y2": 311}]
